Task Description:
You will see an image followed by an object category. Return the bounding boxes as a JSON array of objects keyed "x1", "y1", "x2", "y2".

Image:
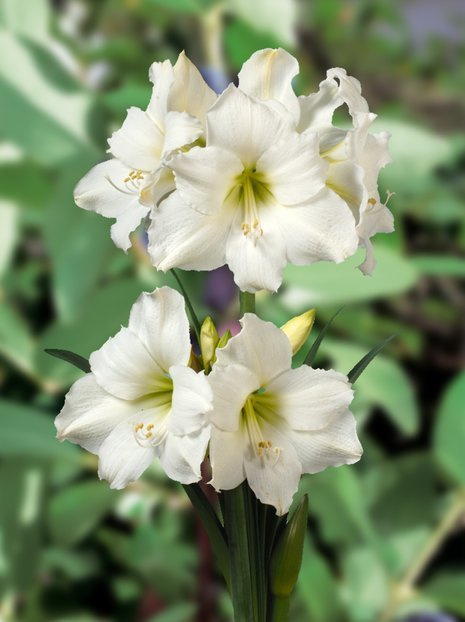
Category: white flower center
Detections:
[
  {"x1": 233, "y1": 168, "x2": 272, "y2": 244},
  {"x1": 132, "y1": 386, "x2": 173, "y2": 448},
  {"x1": 242, "y1": 392, "x2": 282, "y2": 464}
]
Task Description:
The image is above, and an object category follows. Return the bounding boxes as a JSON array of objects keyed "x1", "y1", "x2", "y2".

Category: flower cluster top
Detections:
[{"x1": 75, "y1": 48, "x2": 393, "y2": 293}]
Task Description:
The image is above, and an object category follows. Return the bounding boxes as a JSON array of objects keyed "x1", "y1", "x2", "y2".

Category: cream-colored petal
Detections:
[
  {"x1": 169, "y1": 51, "x2": 217, "y2": 122},
  {"x1": 297, "y1": 78, "x2": 341, "y2": 133},
  {"x1": 162, "y1": 110, "x2": 203, "y2": 157},
  {"x1": 209, "y1": 427, "x2": 247, "y2": 491},
  {"x1": 168, "y1": 366, "x2": 212, "y2": 435},
  {"x1": 326, "y1": 68, "x2": 369, "y2": 119},
  {"x1": 158, "y1": 426, "x2": 211, "y2": 484},
  {"x1": 147, "y1": 59, "x2": 174, "y2": 128}
]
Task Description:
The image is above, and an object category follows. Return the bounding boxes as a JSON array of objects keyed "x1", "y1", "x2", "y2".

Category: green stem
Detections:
[
  {"x1": 270, "y1": 596, "x2": 290, "y2": 622},
  {"x1": 170, "y1": 269, "x2": 201, "y2": 343},
  {"x1": 240, "y1": 291, "x2": 256, "y2": 315}
]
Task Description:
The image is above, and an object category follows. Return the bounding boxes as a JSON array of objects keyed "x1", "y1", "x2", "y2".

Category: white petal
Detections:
[
  {"x1": 225, "y1": 207, "x2": 287, "y2": 293},
  {"x1": 98, "y1": 416, "x2": 157, "y2": 489},
  {"x1": 215, "y1": 314, "x2": 292, "y2": 386},
  {"x1": 326, "y1": 68, "x2": 369, "y2": 118},
  {"x1": 209, "y1": 427, "x2": 246, "y2": 491},
  {"x1": 147, "y1": 191, "x2": 229, "y2": 271},
  {"x1": 266, "y1": 367, "x2": 354, "y2": 431},
  {"x1": 89, "y1": 327, "x2": 167, "y2": 401},
  {"x1": 110, "y1": 202, "x2": 149, "y2": 251},
  {"x1": 158, "y1": 426, "x2": 211, "y2": 484},
  {"x1": 162, "y1": 110, "x2": 203, "y2": 157},
  {"x1": 273, "y1": 186, "x2": 359, "y2": 265},
  {"x1": 168, "y1": 366, "x2": 212, "y2": 435},
  {"x1": 128, "y1": 287, "x2": 191, "y2": 370},
  {"x1": 257, "y1": 132, "x2": 327, "y2": 205},
  {"x1": 297, "y1": 78, "x2": 341, "y2": 133},
  {"x1": 207, "y1": 85, "x2": 294, "y2": 167},
  {"x1": 169, "y1": 146, "x2": 243, "y2": 214},
  {"x1": 150, "y1": 167, "x2": 175, "y2": 205},
  {"x1": 238, "y1": 48, "x2": 300, "y2": 122},
  {"x1": 169, "y1": 51, "x2": 217, "y2": 122},
  {"x1": 290, "y1": 409, "x2": 362, "y2": 474},
  {"x1": 243, "y1": 420, "x2": 301, "y2": 515},
  {"x1": 147, "y1": 59, "x2": 175, "y2": 128},
  {"x1": 208, "y1": 363, "x2": 260, "y2": 432},
  {"x1": 107, "y1": 107, "x2": 164, "y2": 172},
  {"x1": 326, "y1": 160, "x2": 366, "y2": 216},
  {"x1": 55, "y1": 374, "x2": 136, "y2": 454}
]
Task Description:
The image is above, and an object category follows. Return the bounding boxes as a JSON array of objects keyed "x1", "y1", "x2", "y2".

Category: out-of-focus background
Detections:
[{"x1": 1, "y1": 0, "x2": 465, "y2": 620}]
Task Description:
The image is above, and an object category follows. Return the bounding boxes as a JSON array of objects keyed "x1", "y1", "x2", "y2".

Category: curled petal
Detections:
[
  {"x1": 169, "y1": 365, "x2": 213, "y2": 435},
  {"x1": 158, "y1": 426, "x2": 211, "y2": 484}
]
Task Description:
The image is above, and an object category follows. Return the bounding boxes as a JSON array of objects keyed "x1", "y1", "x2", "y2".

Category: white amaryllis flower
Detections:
[
  {"x1": 207, "y1": 314, "x2": 362, "y2": 515},
  {"x1": 74, "y1": 52, "x2": 216, "y2": 251},
  {"x1": 238, "y1": 48, "x2": 394, "y2": 274},
  {"x1": 148, "y1": 84, "x2": 358, "y2": 293},
  {"x1": 55, "y1": 287, "x2": 212, "y2": 488}
]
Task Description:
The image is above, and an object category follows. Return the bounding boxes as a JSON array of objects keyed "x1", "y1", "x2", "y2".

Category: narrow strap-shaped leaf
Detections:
[
  {"x1": 348, "y1": 333, "x2": 398, "y2": 384},
  {"x1": 304, "y1": 306, "x2": 345, "y2": 366},
  {"x1": 183, "y1": 483, "x2": 230, "y2": 590},
  {"x1": 44, "y1": 349, "x2": 90, "y2": 373},
  {"x1": 170, "y1": 269, "x2": 202, "y2": 344}
]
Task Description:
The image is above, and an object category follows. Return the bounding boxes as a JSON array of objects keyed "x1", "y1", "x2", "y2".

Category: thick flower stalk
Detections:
[{"x1": 55, "y1": 287, "x2": 212, "y2": 487}]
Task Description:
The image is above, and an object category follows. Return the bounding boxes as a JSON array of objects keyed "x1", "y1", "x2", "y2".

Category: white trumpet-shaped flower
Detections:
[
  {"x1": 148, "y1": 84, "x2": 358, "y2": 292},
  {"x1": 55, "y1": 287, "x2": 213, "y2": 488},
  {"x1": 74, "y1": 52, "x2": 216, "y2": 251},
  {"x1": 238, "y1": 48, "x2": 394, "y2": 274},
  {"x1": 207, "y1": 314, "x2": 362, "y2": 515}
]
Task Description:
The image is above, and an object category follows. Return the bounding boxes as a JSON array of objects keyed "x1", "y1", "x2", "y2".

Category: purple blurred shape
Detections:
[
  {"x1": 403, "y1": 613, "x2": 457, "y2": 622},
  {"x1": 204, "y1": 265, "x2": 237, "y2": 311},
  {"x1": 218, "y1": 319, "x2": 241, "y2": 338},
  {"x1": 200, "y1": 66, "x2": 230, "y2": 94}
]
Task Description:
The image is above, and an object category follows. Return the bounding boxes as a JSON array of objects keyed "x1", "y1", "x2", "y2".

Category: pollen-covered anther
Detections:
[
  {"x1": 257, "y1": 440, "x2": 281, "y2": 464},
  {"x1": 367, "y1": 197, "x2": 377, "y2": 206}
]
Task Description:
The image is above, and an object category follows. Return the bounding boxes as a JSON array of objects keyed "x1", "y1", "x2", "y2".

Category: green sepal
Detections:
[
  {"x1": 348, "y1": 333, "x2": 398, "y2": 384},
  {"x1": 304, "y1": 306, "x2": 345, "y2": 366},
  {"x1": 44, "y1": 349, "x2": 90, "y2": 373},
  {"x1": 270, "y1": 495, "x2": 308, "y2": 598},
  {"x1": 200, "y1": 316, "x2": 219, "y2": 372},
  {"x1": 217, "y1": 329, "x2": 232, "y2": 349}
]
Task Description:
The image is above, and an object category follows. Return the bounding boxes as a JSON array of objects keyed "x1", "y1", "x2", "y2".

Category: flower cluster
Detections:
[
  {"x1": 75, "y1": 48, "x2": 393, "y2": 293},
  {"x1": 56, "y1": 287, "x2": 362, "y2": 515}
]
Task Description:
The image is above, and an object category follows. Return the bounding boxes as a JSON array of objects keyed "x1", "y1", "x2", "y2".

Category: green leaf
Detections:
[
  {"x1": 48, "y1": 481, "x2": 118, "y2": 547},
  {"x1": 0, "y1": 200, "x2": 18, "y2": 278},
  {"x1": 0, "y1": 400, "x2": 80, "y2": 462},
  {"x1": 0, "y1": 300, "x2": 35, "y2": 374},
  {"x1": 282, "y1": 246, "x2": 418, "y2": 309},
  {"x1": 434, "y1": 371, "x2": 465, "y2": 485},
  {"x1": 228, "y1": 0, "x2": 297, "y2": 45},
  {"x1": 44, "y1": 349, "x2": 90, "y2": 374},
  {"x1": 423, "y1": 572, "x2": 465, "y2": 616},
  {"x1": 0, "y1": 31, "x2": 97, "y2": 165},
  {"x1": 304, "y1": 306, "x2": 345, "y2": 366},
  {"x1": 412, "y1": 255, "x2": 465, "y2": 277},
  {"x1": 224, "y1": 19, "x2": 282, "y2": 69},
  {"x1": 348, "y1": 333, "x2": 398, "y2": 384},
  {"x1": 0, "y1": 0, "x2": 50, "y2": 41},
  {"x1": 143, "y1": 0, "x2": 202, "y2": 14},
  {"x1": 147, "y1": 603, "x2": 197, "y2": 622}
]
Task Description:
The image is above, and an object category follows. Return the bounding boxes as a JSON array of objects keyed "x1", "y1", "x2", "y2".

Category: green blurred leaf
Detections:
[
  {"x1": 282, "y1": 246, "x2": 418, "y2": 309},
  {"x1": 228, "y1": 0, "x2": 297, "y2": 45},
  {"x1": 423, "y1": 572, "x2": 465, "y2": 616},
  {"x1": 143, "y1": 0, "x2": 202, "y2": 14},
  {"x1": 434, "y1": 371, "x2": 465, "y2": 485},
  {"x1": 0, "y1": 200, "x2": 18, "y2": 278},
  {"x1": 148, "y1": 603, "x2": 197, "y2": 622},
  {"x1": 48, "y1": 481, "x2": 118, "y2": 547},
  {"x1": 348, "y1": 333, "x2": 398, "y2": 384},
  {"x1": 224, "y1": 19, "x2": 282, "y2": 69},
  {"x1": 42, "y1": 548, "x2": 100, "y2": 581},
  {"x1": 412, "y1": 255, "x2": 465, "y2": 277},
  {"x1": 0, "y1": 0, "x2": 50, "y2": 41},
  {"x1": 0, "y1": 300, "x2": 35, "y2": 375},
  {"x1": 0, "y1": 400, "x2": 80, "y2": 462},
  {"x1": 0, "y1": 31, "x2": 97, "y2": 165},
  {"x1": 343, "y1": 546, "x2": 389, "y2": 622}
]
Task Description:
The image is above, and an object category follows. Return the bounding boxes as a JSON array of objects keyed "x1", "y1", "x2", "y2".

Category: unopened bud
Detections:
[
  {"x1": 188, "y1": 348, "x2": 202, "y2": 373},
  {"x1": 217, "y1": 329, "x2": 232, "y2": 350},
  {"x1": 200, "y1": 316, "x2": 219, "y2": 371},
  {"x1": 281, "y1": 310, "x2": 315, "y2": 355}
]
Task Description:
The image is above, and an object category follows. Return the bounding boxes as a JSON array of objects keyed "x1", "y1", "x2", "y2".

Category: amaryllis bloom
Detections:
[
  {"x1": 74, "y1": 52, "x2": 216, "y2": 251},
  {"x1": 238, "y1": 48, "x2": 394, "y2": 274},
  {"x1": 148, "y1": 84, "x2": 358, "y2": 292},
  {"x1": 207, "y1": 314, "x2": 362, "y2": 515},
  {"x1": 55, "y1": 287, "x2": 212, "y2": 488}
]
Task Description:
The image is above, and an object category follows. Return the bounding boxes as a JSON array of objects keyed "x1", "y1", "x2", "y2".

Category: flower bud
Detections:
[
  {"x1": 281, "y1": 309, "x2": 316, "y2": 355},
  {"x1": 200, "y1": 316, "x2": 219, "y2": 371},
  {"x1": 217, "y1": 329, "x2": 232, "y2": 350},
  {"x1": 270, "y1": 495, "x2": 308, "y2": 597}
]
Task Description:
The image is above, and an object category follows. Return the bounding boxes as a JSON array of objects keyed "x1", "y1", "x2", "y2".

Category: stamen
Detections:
[
  {"x1": 133, "y1": 421, "x2": 168, "y2": 448},
  {"x1": 239, "y1": 173, "x2": 263, "y2": 243}
]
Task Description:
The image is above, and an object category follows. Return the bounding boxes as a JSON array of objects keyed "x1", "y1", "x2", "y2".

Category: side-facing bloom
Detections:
[
  {"x1": 207, "y1": 314, "x2": 362, "y2": 515},
  {"x1": 55, "y1": 287, "x2": 212, "y2": 488},
  {"x1": 74, "y1": 52, "x2": 217, "y2": 251},
  {"x1": 148, "y1": 84, "x2": 358, "y2": 292},
  {"x1": 238, "y1": 48, "x2": 394, "y2": 274}
]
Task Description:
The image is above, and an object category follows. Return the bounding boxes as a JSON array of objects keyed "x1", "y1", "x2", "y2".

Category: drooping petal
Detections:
[
  {"x1": 208, "y1": 363, "x2": 260, "y2": 432},
  {"x1": 215, "y1": 314, "x2": 292, "y2": 386},
  {"x1": 169, "y1": 146, "x2": 243, "y2": 214},
  {"x1": 158, "y1": 425, "x2": 211, "y2": 484},
  {"x1": 97, "y1": 415, "x2": 158, "y2": 489},
  {"x1": 243, "y1": 420, "x2": 301, "y2": 515},
  {"x1": 206, "y1": 85, "x2": 294, "y2": 168},
  {"x1": 107, "y1": 107, "x2": 164, "y2": 172},
  {"x1": 238, "y1": 48, "x2": 300, "y2": 123},
  {"x1": 89, "y1": 327, "x2": 168, "y2": 401},
  {"x1": 162, "y1": 110, "x2": 203, "y2": 157},
  {"x1": 147, "y1": 59, "x2": 174, "y2": 129},
  {"x1": 55, "y1": 374, "x2": 137, "y2": 454},
  {"x1": 273, "y1": 186, "x2": 358, "y2": 265},
  {"x1": 290, "y1": 409, "x2": 362, "y2": 474},
  {"x1": 128, "y1": 287, "x2": 191, "y2": 371},
  {"x1": 257, "y1": 132, "x2": 327, "y2": 206},
  {"x1": 326, "y1": 160, "x2": 366, "y2": 216},
  {"x1": 147, "y1": 191, "x2": 230, "y2": 272},
  {"x1": 326, "y1": 68, "x2": 369, "y2": 118},
  {"x1": 209, "y1": 427, "x2": 247, "y2": 491},
  {"x1": 169, "y1": 51, "x2": 217, "y2": 122},
  {"x1": 265, "y1": 367, "x2": 353, "y2": 431},
  {"x1": 168, "y1": 365, "x2": 213, "y2": 435},
  {"x1": 297, "y1": 78, "x2": 341, "y2": 133},
  {"x1": 74, "y1": 159, "x2": 150, "y2": 251},
  {"x1": 225, "y1": 206, "x2": 287, "y2": 293}
]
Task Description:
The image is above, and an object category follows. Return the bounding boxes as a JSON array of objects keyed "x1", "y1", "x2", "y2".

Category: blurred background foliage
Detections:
[{"x1": 1, "y1": 0, "x2": 465, "y2": 620}]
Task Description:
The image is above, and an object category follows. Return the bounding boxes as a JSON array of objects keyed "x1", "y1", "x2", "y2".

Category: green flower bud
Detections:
[
  {"x1": 200, "y1": 316, "x2": 219, "y2": 371},
  {"x1": 217, "y1": 329, "x2": 232, "y2": 350},
  {"x1": 281, "y1": 310, "x2": 316, "y2": 355}
]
